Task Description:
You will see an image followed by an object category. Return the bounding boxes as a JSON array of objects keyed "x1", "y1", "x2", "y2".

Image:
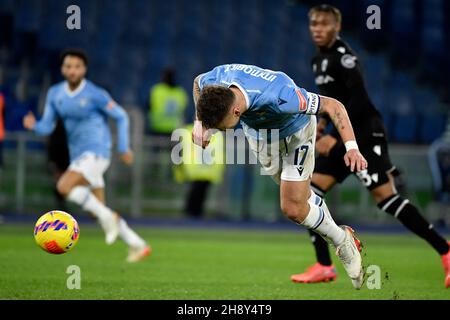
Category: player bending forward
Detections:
[
  {"x1": 23, "y1": 49, "x2": 150, "y2": 262},
  {"x1": 192, "y1": 63, "x2": 368, "y2": 289}
]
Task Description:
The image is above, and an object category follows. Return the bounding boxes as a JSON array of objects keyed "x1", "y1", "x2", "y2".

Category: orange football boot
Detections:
[
  {"x1": 441, "y1": 241, "x2": 450, "y2": 288},
  {"x1": 291, "y1": 262, "x2": 337, "y2": 283}
]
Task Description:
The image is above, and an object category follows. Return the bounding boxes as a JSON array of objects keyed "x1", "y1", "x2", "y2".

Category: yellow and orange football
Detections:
[{"x1": 34, "y1": 210, "x2": 80, "y2": 254}]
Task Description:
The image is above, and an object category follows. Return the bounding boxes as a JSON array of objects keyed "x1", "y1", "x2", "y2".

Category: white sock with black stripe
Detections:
[
  {"x1": 67, "y1": 186, "x2": 115, "y2": 222},
  {"x1": 310, "y1": 184, "x2": 325, "y2": 198},
  {"x1": 301, "y1": 190, "x2": 346, "y2": 247},
  {"x1": 378, "y1": 194, "x2": 450, "y2": 255},
  {"x1": 119, "y1": 219, "x2": 146, "y2": 248}
]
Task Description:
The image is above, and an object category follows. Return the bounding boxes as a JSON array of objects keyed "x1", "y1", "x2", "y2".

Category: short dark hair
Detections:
[
  {"x1": 308, "y1": 4, "x2": 342, "y2": 24},
  {"x1": 197, "y1": 85, "x2": 235, "y2": 129},
  {"x1": 60, "y1": 48, "x2": 88, "y2": 66}
]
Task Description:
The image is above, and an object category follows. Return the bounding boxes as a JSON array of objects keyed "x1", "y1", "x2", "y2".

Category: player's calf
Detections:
[
  {"x1": 295, "y1": 190, "x2": 364, "y2": 289},
  {"x1": 377, "y1": 193, "x2": 449, "y2": 255},
  {"x1": 66, "y1": 185, "x2": 120, "y2": 244},
  {"x1": 280, "y1": 199, "x2": 310, "y2": 224},
  {"x1": 300, "y1": 191, "x2": 346, "y2": 247}
]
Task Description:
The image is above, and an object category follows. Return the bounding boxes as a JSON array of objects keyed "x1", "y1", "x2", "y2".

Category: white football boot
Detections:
[
  {"x1": 127, "y1": 245, "x2": 152, "y2": 263},
  {"x1": 335, "y1": 225, "x2": 364, "y2": 289}
]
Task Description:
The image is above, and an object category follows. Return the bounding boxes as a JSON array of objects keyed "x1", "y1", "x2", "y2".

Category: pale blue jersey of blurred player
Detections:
[
  {"x1": 198, "y1": 63, "x2": 320, "y2": 139},
  {"x1": 23, "y1": 49, "x2": 150, "y2": 263},
  {"x1": 33, "y1": 79, "x2": 129, "y2": 162}
]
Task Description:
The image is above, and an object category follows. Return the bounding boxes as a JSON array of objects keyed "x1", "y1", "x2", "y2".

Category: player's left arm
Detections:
[
  {"x1": 98, "y1": 91, "x2": 133, "y2": 165},
  {"x1": 278, "y1": 86, "x2": 367, "y2": 172},
  {"x1": 318, "y1": 95, "x2": 368, "y2": 172}
]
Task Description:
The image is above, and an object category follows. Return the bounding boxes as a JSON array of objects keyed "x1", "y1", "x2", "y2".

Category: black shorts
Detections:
[{"x1": 314, "y1": 136, "x2": 395, "y2": 191}]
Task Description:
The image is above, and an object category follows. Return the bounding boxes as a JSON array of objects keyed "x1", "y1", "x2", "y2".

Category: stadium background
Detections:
[{"x1": 0, "y1": 0, "x2": 449, "y2": 227}]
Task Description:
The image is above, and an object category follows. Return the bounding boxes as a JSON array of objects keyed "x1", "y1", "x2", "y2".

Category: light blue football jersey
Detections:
[
  {"x1": 198, "y1": 64, "x2": 320, "y2": 140},
  {"x1": 33, "y1": 79, "x2": 130, "y2": 162}
]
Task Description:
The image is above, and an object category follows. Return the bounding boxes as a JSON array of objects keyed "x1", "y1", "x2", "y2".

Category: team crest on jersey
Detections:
[
  {"x1": 79, "y1": 98, "x2": 88, "y2": 107},
  {"x1": 106, "y1": 100, "x2": 116, "y2": 109},
  {"x1": 341, "y1": 54, "x2": 357, "y2": 69}
]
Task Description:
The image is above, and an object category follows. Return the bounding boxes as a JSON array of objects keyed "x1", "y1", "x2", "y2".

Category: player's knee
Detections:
[
  {"x1": 371, "y1": 185, "x2": 396, "y2": 204},
  {"x1": 56, "y1": 181, "x2": 72, "y2": 197},
  {"x1": 281, "y1": 199, "x2": 309, "y2": 223}
]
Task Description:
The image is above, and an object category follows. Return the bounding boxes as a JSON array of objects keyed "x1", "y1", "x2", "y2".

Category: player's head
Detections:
[
  {"x1": 60, "y1": 48, "x2": 88, "y2": 85},
  {"x1": 308, "y1": 4, "x2": 341, "y2": 48},
  {"x1": 197, "y1": 85, "x2": 240, "y2": 130}
]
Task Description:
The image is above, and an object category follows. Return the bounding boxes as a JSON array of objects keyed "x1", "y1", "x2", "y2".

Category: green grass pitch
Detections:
[{"x1": 0, "y1": 224, "x2": 449, "y2": 300}]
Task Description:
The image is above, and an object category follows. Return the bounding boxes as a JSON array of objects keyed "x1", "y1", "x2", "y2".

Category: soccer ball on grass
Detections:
[{"x1": 34, "y1": 210, "x2": 80, "y2": 254}]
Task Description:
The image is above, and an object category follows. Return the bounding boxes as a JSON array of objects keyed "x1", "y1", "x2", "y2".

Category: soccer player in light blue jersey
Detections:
[
  {"x1": 23, "y1": 49, "x2": 150, "y2": 262},
  {"x1": 192, "y1": 64, "x2": 368, "y2": 288}
]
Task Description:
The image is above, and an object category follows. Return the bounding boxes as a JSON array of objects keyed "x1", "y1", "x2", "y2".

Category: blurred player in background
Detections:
[
  {"x1": 47, "y1": 119, "x2": 70, "y2": 211},
  {"x1": 23, "y1": 49, "x2": 150, "y2": 262},
  {"x1": 192, "y1": 63, "x2": 368, "y2": 289},
  {"x1": 428, "y1": 111, "x2": 450, "y2": 225},
  {"x1": 291, "y1": 4, "x2": 450, "y2": 288}
]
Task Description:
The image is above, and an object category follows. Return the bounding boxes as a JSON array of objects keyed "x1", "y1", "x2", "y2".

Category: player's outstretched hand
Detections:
[
  {"x1": 23, "y1": 111, "x2": 36, "y2": 130},
  {"x1": 120, "y1": 150, "x2": 134, "y2": 166},
  {"x1": 344, "y1": 149, "x2": 368, "y2": 172},
  {"x1": 192, "y1": 120, "x2": 211, "y2": 149}
]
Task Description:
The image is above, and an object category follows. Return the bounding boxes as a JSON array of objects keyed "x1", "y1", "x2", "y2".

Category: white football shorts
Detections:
[
  {"x1": 68, "y1": 152, "x2": 110, "y2": 189},
  {"x1": 247, "y1": 117, "x2": 317, "y2": 184}
]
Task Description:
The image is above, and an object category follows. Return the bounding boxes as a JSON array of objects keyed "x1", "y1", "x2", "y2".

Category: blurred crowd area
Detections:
[
  {"x1": 0, "y1": 0, "x2": 449, "y2": 143},
  {"x1": 0, "y1": 0, "x2": 449, "y2": 224}
]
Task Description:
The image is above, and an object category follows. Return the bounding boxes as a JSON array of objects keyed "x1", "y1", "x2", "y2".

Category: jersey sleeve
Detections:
[
  {"x1": 277, "y1": 85, "x2": 321, "y2": 115},
  {"x1": 328, "y1": 53, "x2": 367, "y2": 139},
  {"x1": 198, "y1": 72, "x2": 215, "y2": 90},
  {"x1": 339, "y1": 53, "x2": 365, "y2": 90},
  {"x1": 96, "y1": 89, "x2": 130, "y2": 154},
  {"x1": 197, "y1": 66, "x2": 223, "y2": 90},
  {"x1": 33, "y1": 88, "x2": 58, "y2": 136}
]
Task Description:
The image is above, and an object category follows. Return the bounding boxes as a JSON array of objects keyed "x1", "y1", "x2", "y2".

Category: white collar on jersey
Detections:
[
  {"x1": 64, "y1": 79, "x2": 86, "y2": 97},
  {"x1": 229, "y1": 82, "x2": 249, "y2": 110}
]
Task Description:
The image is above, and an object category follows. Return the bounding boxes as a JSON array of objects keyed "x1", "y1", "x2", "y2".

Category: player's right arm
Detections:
[
  {"x1": 96, "y1": 88, "x2": 133, "y2": 165},
  {"x1": 23, "y1": 89, "x2": 57, "y2": 135},
  {"x1": 192, "y1": 74, "x2": 212, "y2": 148}
]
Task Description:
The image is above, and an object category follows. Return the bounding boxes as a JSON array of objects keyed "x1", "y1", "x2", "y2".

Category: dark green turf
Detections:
[{"x1": 0, "y1": 224, "x2": 449, "y2": 299}]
